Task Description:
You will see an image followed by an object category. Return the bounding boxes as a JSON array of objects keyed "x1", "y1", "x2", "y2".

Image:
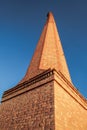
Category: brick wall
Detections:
[
  {"x1": 0, "y1": 69, "x2": 87, "y2": 130},
  {"x1": 54, "y1": 73, "x2": 87, "y2": 130},
  {"x1": 0, "y1": 81, "x2": 55, "y2": 130}
]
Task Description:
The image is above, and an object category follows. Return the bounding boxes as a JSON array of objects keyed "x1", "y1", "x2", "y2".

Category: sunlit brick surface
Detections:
[
  {"x1": 54, "y1": 80, "x2": 87, "y2": 130},
  {"x1": 0, "y1": 80, "x2": 55, "y2": 130},
  {"x1": 0, "y1": 12, "x2": 87, "y2": 130},
  {"x1": 20, "y1": 12, "x2": 71, "y2": 84}
]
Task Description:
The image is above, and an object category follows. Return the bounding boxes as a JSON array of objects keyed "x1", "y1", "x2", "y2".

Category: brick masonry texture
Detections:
[
  {"x1": 20, "y1": 12, "x2": 71, "y2": 84},
  {"x1": 0, "y1": 78, "x2": 55, "y2": 130},
  {"x1": 55, "y1": 81, "x2": 87, "y2": 130},
  {"x1": 54, "y1": 71, "x2": 87, "y2": 130},
  {"x1": 0, "y1": 69, "x2": 87, "y2": 130},
  {"x1": 0, "y1": 12, "x2": 87, "y2": 130}
]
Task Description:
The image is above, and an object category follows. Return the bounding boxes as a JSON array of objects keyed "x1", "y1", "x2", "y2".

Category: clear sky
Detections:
[{"x1": 0, "y1": 0, "x2": 87, "y2": 101}]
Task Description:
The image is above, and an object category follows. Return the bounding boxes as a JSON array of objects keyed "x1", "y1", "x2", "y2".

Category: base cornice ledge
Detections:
[
  {"x1": 1, "y1": 68, "x2": 87, "y2": 110},
  {"x1": 1, "y1": 69, "x2": 54, "y2": 103}
]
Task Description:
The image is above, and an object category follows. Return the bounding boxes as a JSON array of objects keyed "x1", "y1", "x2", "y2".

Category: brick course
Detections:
[
  {"x1": 54, "y1": 71, "x2": 87, "y2": 130},
  {"x1": 0, "y1": 69, "x2": 87, "y2": 130},
  {"x1": 0, "y1": 72, "x2": 55, "y2": 130},
  {"x1": 0, "y1": 12, "x2": 87, "y2": 130},
  {"x1": 20, "y1": 12, "x2": 71, "y2": 84}
]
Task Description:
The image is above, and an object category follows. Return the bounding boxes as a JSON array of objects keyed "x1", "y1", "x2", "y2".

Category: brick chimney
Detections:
[{"x1": 20, "y1": 12, "x2": 71, "y2": 84}]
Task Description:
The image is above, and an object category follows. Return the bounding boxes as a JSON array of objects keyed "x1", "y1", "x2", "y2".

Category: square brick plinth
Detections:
[{"x1": 0, "y1": 69, "x2": 87, "y2": 130}]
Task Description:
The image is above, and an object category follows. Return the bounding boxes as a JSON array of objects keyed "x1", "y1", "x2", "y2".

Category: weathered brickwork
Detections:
[
  {"x1": 0, "y1": 80, "x2": 55, "y2": 130},
  {"x1": 0, "y1": 12, "x2": 87, "y2": 130},
  {"x1": 54, "y1": 75, "x2": 87, "y2": 130},
  {"x1": 20, "y1": 12, "x2": 71, "y2": 84},
  {"x1": 55, "y1": 85, "x2": 87, "y2": 130},
  {"x1": 0, "y1": 70, "x2": 87, "y2": 130}
]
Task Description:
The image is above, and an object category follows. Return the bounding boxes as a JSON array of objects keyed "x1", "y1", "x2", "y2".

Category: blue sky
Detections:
[{"x1": 0, "y1": 0, "x2": 87, "y2": 101}]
